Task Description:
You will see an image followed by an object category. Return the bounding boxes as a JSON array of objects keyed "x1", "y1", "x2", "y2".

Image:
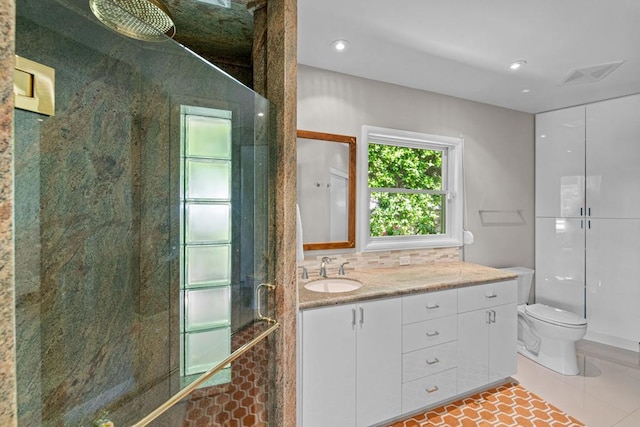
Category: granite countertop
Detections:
[{"x1": 298, "y1": 261, "x2": 518, "y2": 310}]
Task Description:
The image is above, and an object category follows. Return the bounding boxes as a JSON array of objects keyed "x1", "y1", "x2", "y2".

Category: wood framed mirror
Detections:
[{"x1": 297, "y1": 130, "x2": 356, "y2": 250}]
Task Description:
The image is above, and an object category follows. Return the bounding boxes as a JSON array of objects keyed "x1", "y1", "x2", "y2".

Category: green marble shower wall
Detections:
[{"x1": 13, "y1": 0, "x2": 271, "y2": 425}]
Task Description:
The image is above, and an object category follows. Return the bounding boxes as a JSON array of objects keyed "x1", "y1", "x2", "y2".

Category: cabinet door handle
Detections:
[
  {"x1": 352, "y1": 308, "x2": 356, "y2": 327},
  {"x1": 425, "y1": 330, "x2": 440, "y2": 337},
  {"x1": 426, "y1": 357, "x2": 440, "y2": 365},
  {"x1": 490, "y1": 309, "x2": 496, "y2": 323},
  {"x1": 486, "y1": 293, "x2": 498, "y2": 299},
  {"x1": 588, "y1": 207, "x2": 591, "y2": 217},
  {"x1": 359, "y1": 307, "x2": 364, "y2": 327},
  {"x1": 580, "y1": 207, "x2": 583, "y2": 216},
  {"x1": 486, "y1": 310, "x2": 491, "y2": 324},
  {"x1": 425, "y1": 385, "x2": 439, "y2": 394},
  {"x1": 425, "y1": 303, "x2": 440, "y2": 310}
]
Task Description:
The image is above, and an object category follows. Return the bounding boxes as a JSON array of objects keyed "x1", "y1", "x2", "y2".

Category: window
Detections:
[
  {"x1": 358, "y1": 126, "x2": 464, "y2": 251},
  {"x1": 180, "y1": 105, "x2": 233, "y2": 386}
]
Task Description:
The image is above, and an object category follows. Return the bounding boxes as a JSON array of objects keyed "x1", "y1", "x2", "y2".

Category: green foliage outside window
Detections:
[{"x1": 368, "y1": 144, "x2": 445, "y2": 236}]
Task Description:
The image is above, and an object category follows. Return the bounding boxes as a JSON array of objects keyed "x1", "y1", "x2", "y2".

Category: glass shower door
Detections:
[{"x1": 14, "y1": 0, "x2": 277, "y2": 425}]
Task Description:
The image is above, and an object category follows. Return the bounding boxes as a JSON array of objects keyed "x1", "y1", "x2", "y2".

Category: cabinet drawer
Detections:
[
  {"x1": 403, "y1": 341, "x2": 457, "y2": 382},
  {"x1": 458, "y1": 280, "x2": 517, "y2": 313},
  {"x1": 403, "y1": 315, "x2": 457, "y2": 353},
  {"x1": 402, "y1": 368, "x2": 457, "y2": 414},
  {"x1": 403, "y1": 289, "x2": 457, "y2": 324}
]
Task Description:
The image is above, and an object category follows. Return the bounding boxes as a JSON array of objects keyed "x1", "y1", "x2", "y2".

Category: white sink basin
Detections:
[{"x1": 304, "y1": 278, "x2": 362, "y2": 293}]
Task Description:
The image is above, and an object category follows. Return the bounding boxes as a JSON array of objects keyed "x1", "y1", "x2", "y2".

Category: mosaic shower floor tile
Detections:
[{"x1": 390, "y1": 382, "x2": 585, "y2": 427}]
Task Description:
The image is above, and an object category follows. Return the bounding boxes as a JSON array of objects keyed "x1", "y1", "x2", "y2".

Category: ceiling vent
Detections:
[{"x1": 560, "y1": 61, "x2": 624, "y2": 85}]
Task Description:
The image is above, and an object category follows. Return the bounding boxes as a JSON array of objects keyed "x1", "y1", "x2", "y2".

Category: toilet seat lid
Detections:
[{"x1": 525, "y1": 303, "x2": 587, "y2": 326}]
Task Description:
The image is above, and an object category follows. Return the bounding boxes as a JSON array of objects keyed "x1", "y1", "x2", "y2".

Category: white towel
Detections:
[{"x1": 296, "y1": 204, "x2": 304, "y2": 261}]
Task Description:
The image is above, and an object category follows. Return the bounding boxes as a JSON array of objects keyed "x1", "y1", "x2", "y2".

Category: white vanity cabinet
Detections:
[
  {"x1": 457, "y1": 281, "x2": 517, "y2": 394},
  {"x1": 401, "y1": 288, "x2": 458, "y2": 414},
  {"x1": 299, "y1": 279, "x2": 518, "y2": 426},
  {"x1": 300, "y1": 297, "x2": 402, "y2": 427}
]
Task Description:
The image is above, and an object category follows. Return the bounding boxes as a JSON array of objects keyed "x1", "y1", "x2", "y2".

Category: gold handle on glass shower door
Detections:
[{"x1": 256, "y1": 283, "x2": 277, "y2": 324}]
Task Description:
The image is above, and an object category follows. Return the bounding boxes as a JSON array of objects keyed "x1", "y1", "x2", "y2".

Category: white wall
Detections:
[{"x1": 297, "y1": 65, "x2": 534, "y2": 269}]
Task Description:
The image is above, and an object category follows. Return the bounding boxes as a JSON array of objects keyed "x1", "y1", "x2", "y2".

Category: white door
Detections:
[
  {"x1": 535, "y1": 217, "x2": 585, "y2": 316},
  {"x1": 586, "y1": 218, "x2": 640, "y2": 349},
  {"x1": 356, "y1": 298, "x2": 402, "y2": 427},
  {"x1": 301, "y1": 305, "x2": 357, "y2": 427},
  {"x1": 586, "y1": 94, "x2": 640, "y2": 219},
  {"x1": 457, "y1": 309, "x2": 489, "y2": 394},
  {"x1": 535, "y1": 106, "x2": 586, "y2": 218},
  {"x1": 488, "y1": 303, "x2": 517, "y2": 383}
]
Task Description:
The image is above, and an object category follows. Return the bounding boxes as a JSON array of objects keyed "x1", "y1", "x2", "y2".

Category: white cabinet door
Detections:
[
  {"x1": 586, "y1": 218, "x2": 640, "y2": 348},
  {"x1": 457, "y1": 309, "x2": 489, "y2": 394},
  {"x1": 488, "y1": 303, "x2": 517, "y2": 383},
  {"x1": 301, "y1": 304, "x2": 357, "y2": 427},
  {"x1": 535, "y1": 217, "x2": 585, "y2": 316},
  {"x1": 458, "y1": 280, "x2": 517, "y2": 395},
  {"x1": 535, "y1": 105, "x2": 586, "y2": 218},
  {"x1": 586, "y1": 94, "x2": 640, "y2": 219},
  {"x1": 356, "y1": 298, "x2": 402, "y2": 427},
  {"x1": 458, "y1": 304, "x2": 517, "y2": 394}
]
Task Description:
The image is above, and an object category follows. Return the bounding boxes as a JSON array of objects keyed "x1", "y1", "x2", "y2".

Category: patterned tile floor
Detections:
[
  {"x1": 182, "y1": 322, "x2": 270, "y2": 426},
  {"x1": 390, "y1": 382, "x2": 585, "y2": 427}
]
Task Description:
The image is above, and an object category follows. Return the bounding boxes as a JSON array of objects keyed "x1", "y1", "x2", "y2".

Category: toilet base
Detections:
[{"x1": 518, "y1": 340, "x2": 580, "y2": 376}]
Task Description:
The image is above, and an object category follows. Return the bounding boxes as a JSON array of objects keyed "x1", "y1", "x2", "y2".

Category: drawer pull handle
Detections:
[
  {"x1": 426, "y1": 358, "x2": 440, "y2": 365},
  {"x1": 486, "y1": 294, "x2": 498, "y2": 299},
  {"x1": 425, "y1": 304, "x2": 440, "y2": 310},
  {"x1": 425, "y1": 385, "x2": 439, "y2": 394},
  {"x1": 425, "y1": 330, "x2": 440, "y2": 337}
]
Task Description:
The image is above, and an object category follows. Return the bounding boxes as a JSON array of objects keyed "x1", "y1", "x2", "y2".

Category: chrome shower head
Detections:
[{"x1": 90, "y1": 0, "x2": 176, "y2": 42}]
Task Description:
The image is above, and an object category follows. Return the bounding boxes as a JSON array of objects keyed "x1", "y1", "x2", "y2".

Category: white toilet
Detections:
[{"x1": 501, "y1": 267, "x2": 587, "y2": 376}]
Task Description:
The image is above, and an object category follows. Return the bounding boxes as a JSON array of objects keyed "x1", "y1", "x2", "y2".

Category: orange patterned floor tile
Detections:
[{"x1": 389, "y1": 382, "x2": 585, "y2": 427}]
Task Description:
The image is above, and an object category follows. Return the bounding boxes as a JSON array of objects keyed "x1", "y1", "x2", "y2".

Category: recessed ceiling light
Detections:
[
  {"x1": 331, "y1": 39, "x2": 350, "y2": 52},
  {"x1": 257, "y1": 112, "x2": 265, "y2": 117},
  {"x1": 509, "y1": 60, "x2": 527, "y2": 71},
  {"x1": 521, "y1": 89, "x2": 531, "y2": 93}
]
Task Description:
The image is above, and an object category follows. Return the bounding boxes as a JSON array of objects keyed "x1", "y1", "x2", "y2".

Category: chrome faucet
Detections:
[
  {"x1": 338, "y1": 261, "x2": 350, "y2": 276},
  {"x1": 320, "y1": 256, "x2": 333, "y2": 277}
]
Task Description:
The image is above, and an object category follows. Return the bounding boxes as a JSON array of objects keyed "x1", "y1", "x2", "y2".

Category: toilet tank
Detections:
[{"x1": 499, "y1": 267, "x2": 534, "y2": 305}]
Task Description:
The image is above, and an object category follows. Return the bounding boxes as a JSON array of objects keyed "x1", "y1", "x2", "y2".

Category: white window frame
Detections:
[{"x1": 357, "y1": 125, "x2": 464, "y2": 251}]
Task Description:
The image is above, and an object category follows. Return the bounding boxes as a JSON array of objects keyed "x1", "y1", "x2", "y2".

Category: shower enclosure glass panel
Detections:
[{"x1": 14, "y1": 0, "x2": 275, "y2": 425}]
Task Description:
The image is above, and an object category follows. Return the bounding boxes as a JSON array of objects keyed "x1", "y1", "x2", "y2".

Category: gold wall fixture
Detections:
[{"x1": 13, "y1": 55, "x2": 55, "y2": 116}]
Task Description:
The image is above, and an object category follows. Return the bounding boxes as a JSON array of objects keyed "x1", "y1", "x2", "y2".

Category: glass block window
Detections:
[{"x1": 180, "y1": 106, "x2": 233, "y2": 382}]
